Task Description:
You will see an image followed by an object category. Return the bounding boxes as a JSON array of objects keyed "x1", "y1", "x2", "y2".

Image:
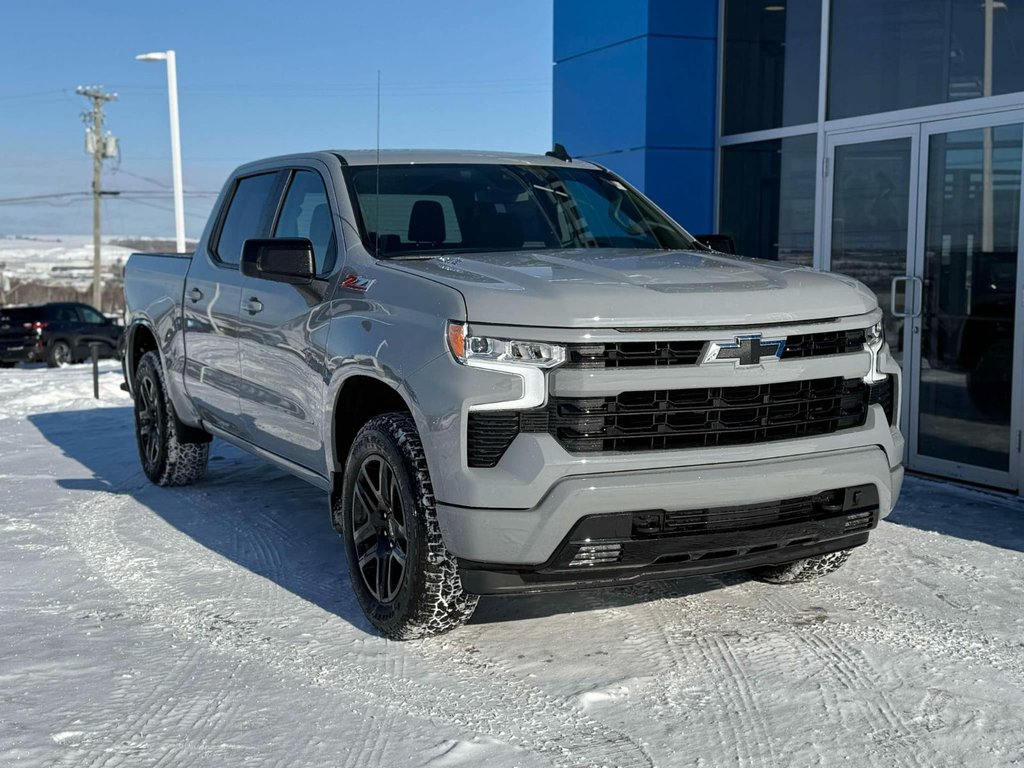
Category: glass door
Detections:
[
  {"x1": 908, "y1": 114, "x2": 1024, "y2": 489},
  {"x1": 823, "y1": 127, "x2": 921, "y2": 432}
]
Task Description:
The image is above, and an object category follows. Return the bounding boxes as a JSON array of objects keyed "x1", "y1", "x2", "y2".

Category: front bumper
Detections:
[{"x1": 438, "y1": 445, "x2": 903, "y2": 570}]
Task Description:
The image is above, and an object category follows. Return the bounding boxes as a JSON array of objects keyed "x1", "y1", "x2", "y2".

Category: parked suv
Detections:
[{"x1": 0, "y1": 302, "x2": 123, "y2": 368}]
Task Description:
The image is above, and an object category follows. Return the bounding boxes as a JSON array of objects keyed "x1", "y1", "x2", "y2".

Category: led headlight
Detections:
[
  {"x1": 865, "y1": 320, "x2": 884, "y2": 347},
  {"x1": 446, "y1": 322, "x2": 565, "y2": 411},
  {"x1": 446, "y1": 322, "x2": 565, "y2": 369},
  {"x1": 863, "y1": 320, "x2": 888, "y2": 384}
]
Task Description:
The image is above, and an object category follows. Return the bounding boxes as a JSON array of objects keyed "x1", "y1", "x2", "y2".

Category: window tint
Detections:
[
  {"x1": 79, "y1": 306, "x2": 106, "y2": 324},
  {"x1": 719, "y1": 134, "x2": 817, "y2": 265},
  {"x1": 346, "y1": 164, "x2": 694, "y2": 257},
  {"x1": 722, "y1": 0, "x2": 821, "y2": 135},
  {"x1": 215, "y1": 173, "x2": 279, "y2": 265},
  {"x1": 829, "y1": 0, "x2": 1024, "y2": 120},
  {"x1": 274, "y1": 170, "x2": 339, "y2": 275},
  {"x1": 44, "y1": 305, "x2": 79, "y2": 323}
]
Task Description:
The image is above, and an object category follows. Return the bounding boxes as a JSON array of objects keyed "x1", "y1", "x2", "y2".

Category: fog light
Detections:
[{"x1": 569, "y1": 541, "x2": 623, "y2": 567}]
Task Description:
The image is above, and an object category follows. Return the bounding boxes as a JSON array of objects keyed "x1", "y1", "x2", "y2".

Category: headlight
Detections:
[
  {"x1": 865, "y1": 320, "x2": 884, "y2": 347},
  {"x1": 446, "y1": 322, "x2": 565, "y2": 369}
]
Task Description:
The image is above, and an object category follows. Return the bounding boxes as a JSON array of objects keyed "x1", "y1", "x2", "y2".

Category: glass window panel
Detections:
[
  {"x1": 719, "y1": 134, "x2": 817, "y2": 265},
  {"x1": 917, "y1": 123, "x2": 1022, "y2": 472},
  {"x1": 829, "y1": 0, "x2": 1024, "y2": 120},
  {"x1": 828, "y1": 138, "x2": 913, "y2": 366},
  {"x1": 722, "y1": 0, "x2": 821, "y2": 135}
]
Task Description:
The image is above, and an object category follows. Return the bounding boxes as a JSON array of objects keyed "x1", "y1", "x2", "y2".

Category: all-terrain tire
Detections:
[
  {"x1": 133, "y1": 350, "x2": 209, "y2": 486},
  {"x1": 47, "y1": 339, "x2": 72, "y2": 368},
  {"x1": 337, "y1": 412, "x2": 478, "y2": 640},
  {"x1": 750, "y1": 548, "x2": 853, "y2": 584}
]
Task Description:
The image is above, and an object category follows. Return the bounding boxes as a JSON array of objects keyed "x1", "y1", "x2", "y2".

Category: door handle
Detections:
[
  {"x1": 891, "y1": 276, "x2": 923, "y2": 319},
  {"x1": 244, "y1": 297, "x2": 264, "y2": 315},
  {"x1": 189, "y1": 287, "x2": 203, "y2": 303}
]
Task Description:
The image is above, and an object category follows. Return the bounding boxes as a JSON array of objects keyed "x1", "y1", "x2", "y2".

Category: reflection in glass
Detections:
[
  {"x1": 719, "y1": 134, "x2": 817, "y2": 265},
  {"x1": 917, "y1": 124, "x2": 1021, "y2": 472},
  {"x1": 829, "y1": 138, "x2": 913, "y2": 365},
  {"x1": 722, "y1": 0, "x2": 821, "y2": 135},
  {"x1": 830, "y1": 0, "x2": 1024, "y2": 120}
]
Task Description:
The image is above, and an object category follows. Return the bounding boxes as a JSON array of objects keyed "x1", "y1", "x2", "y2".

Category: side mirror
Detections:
[{"x1": 240, "y1": 238, "x2": 316, "y2": 285}]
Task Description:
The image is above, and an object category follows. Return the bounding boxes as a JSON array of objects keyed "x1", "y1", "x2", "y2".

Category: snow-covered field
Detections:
[
  {"x1": 1, "y1": 362, "x2": 1023, "y2": 767},
  {"x1": 0, "y1": 236, "x2": 134, "y2": 290}
]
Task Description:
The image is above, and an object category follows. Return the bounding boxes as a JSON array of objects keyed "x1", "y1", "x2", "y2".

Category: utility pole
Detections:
[{"x1": 76, "y1": 85, "x2": 117, "y2": 310}]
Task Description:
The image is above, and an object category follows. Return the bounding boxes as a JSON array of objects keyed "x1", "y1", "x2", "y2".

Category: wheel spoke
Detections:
[
  {"x1": 352, "y1": 518, "x2": 376, "y2": 545},
  {"x1": 391, "y1": 542, "x2": 407, "y2": 568},
  {"x1": 377, "y1": 550, "x2": 391, "y2": 600},
  {"x1": 358, "y1": 462, "x2": 385, "y2": 508}
]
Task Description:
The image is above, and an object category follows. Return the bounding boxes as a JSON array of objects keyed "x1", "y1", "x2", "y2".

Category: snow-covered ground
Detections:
[{"x1": 1, "y1": 362, "x2": 1023, "y2": 767}]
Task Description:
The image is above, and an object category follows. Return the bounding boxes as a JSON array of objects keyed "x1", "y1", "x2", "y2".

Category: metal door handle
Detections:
[
  {"x1": 189, "y1": 287, "x2": 203, "y2": 303},
  {"x1": 890, "y1": 276, "x2": 923, "y2": 318},
  {"x1": 244, "y1": 297, "x2": 263, "y2": 315}
]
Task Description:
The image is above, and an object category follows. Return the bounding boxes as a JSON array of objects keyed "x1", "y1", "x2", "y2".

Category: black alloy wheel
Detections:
[
  {"x1": 135, "y1": 371, "x2": 164, "y2": 472},
  {"x1": 350, "y1": 454, "x2": 409, "y2": 604}
]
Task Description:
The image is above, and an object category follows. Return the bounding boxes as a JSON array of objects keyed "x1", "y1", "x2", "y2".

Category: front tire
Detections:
[
  {"x1": 338, "y1": 413, "x2": 478, "y2": 639},
  {"x1": 750, "y1": 548, "x2": 853, "y2": 584},
  {"x1": 133, "y1": 350, "x2": 209, "y2": 486}
]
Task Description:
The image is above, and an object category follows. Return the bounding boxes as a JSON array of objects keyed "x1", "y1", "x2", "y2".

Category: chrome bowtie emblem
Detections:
[{"x1": 701, "y1": 334, "x2": 786, "y2": 367}]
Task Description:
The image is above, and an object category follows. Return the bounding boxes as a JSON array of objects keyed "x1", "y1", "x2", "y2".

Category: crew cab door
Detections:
[
  {"x1": 236, "y1": 165, "x2": 340, "y2": 475},
  {"x1": 183, "y1": 171, "x2": 284, "y2": 436}
]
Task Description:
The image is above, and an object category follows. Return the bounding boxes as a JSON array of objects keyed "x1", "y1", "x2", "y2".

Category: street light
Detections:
[{"x1": 135, "y1": 50, "x2": 186, "y2": 253}]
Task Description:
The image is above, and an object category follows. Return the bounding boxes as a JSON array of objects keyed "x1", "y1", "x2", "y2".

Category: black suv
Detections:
[{"x1": 0, "y1": 302, "x2": 123, "y2": 368}]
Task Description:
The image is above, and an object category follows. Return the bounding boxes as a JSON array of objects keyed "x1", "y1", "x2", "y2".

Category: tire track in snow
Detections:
[{"x1": 65, "y1": 487, "x2": 652, "y2": 768}]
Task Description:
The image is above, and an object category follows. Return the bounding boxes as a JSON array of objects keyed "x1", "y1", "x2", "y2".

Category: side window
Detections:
[
  {"x1": 274, "y1": 170, "x2": 338, "y2": 275},
  {"x1": 215, "y1": 172, "x2": 280, "y2": 266},
  {"x1": 79, "y1": 306, "x2": 106, "y2": 324}
]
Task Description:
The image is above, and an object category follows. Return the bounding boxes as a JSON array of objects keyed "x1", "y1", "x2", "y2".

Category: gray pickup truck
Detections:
[{"x1": 122, "y1": 149, "x2": 903, "y2": 639}]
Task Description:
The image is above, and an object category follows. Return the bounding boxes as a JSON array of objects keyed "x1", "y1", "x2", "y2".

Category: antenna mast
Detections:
[{"x1": 375, "y1": 70, "x2": 381, "y2": 256}]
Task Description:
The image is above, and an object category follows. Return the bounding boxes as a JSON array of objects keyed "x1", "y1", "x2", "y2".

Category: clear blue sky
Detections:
[{"x1": 0, "y1": 0, "x2": 554, "y2": 237}]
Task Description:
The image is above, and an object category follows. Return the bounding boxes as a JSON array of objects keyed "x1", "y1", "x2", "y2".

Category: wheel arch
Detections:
[{"x1": 328, "y1": 373, "x2": 415, "y2": 480}]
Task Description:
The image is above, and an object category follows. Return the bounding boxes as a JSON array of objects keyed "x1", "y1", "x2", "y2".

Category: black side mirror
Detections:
[
  {"x1": 693, "y1": 234, "x2": 736, "y2": 255},
  {"x1": 240, "y1": 238, "x2": 316, "y2": 285}
]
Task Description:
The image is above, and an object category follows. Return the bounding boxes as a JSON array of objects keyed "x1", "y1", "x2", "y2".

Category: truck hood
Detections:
[{"x1": 385, "y1": 248, "x2": 877, "y2": 328}]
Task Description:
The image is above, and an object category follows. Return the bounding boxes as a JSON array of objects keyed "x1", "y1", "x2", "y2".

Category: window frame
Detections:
[{"x1": 270, "y1": 168, "x2": 342, "y2": 277}]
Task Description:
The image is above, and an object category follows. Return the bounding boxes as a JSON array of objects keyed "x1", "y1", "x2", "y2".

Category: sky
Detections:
[{"x1": 0, "y1": 0, "x2": 554, "y2": 238}]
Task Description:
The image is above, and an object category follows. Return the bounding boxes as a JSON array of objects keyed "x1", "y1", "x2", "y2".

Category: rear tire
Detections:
[
  {"x1": 47, "y1": 339, "x2": 72, "y2": 368},
  {"x1": 133, "y1": 350, "x2": 209, "y2": 486},
  {"x1": 337, "y1": 413, "x2": 478, "y2": 639},
  {"x1": 750, "y1": 549, "x2": 853, "y2": 584}
]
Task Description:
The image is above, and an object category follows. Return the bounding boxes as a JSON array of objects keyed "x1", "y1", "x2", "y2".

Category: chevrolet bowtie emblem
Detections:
[{"x1": 701, "y1": 334, "x2": 786, "y2": 367}]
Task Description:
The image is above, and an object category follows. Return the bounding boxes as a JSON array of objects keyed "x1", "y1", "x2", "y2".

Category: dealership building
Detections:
[{"x1": 553, "y1": 0, "x2": 1024, "y2": 493}]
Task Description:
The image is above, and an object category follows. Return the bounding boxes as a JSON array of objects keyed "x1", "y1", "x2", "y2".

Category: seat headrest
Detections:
[{"x1": 408, "y1": 200, "x2": 446, "y2": 244}]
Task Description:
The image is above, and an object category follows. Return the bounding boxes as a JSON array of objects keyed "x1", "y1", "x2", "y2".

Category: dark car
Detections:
[{"x1": 0, "y1": 302, "x2": 123, "y2": 368}]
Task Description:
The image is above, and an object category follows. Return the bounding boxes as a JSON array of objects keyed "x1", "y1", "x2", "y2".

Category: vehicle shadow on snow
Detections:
[
  {"x1": 29, "y1": 406, "x2": 735, "y2": 635},
  {"x1": 887, "y1": 474, "x2": 1024, "y2": 553}
]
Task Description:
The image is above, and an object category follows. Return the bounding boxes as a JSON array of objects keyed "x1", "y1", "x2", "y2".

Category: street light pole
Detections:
[{"x1": 136, "y1": 50, "x2": 186, "y2": 253}]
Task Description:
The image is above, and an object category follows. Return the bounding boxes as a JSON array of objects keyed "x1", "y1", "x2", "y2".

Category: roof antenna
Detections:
[
  {"x1": 375, "y1": 69, "x2": 382, "y2": 256},
  {"x1": 545, "y1": 142, "x2": 572, "y2": 162}
]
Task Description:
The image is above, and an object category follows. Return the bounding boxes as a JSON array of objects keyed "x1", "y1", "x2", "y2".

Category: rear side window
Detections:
[
  {"x1": 43, "y1": 305, "x2": 79, "y2": 323},
  {"x1": 215, "y1": 173, "x2": 280, "y2": 265},
  {"x1": 274, "y1": 170, "x2": 338, "y2": 275}
]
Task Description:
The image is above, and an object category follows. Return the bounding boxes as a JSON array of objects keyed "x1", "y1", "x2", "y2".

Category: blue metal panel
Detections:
[
  {"x1": 645, "y1": 35, "x2": 717, "y2": 150},
  {"x1": 553, "y1": 37, "x2": 648, "y2": 157},
  {"x1": 648, "y1": 0, "x2": 718, "y2": 39},
  {"x1": 644, "y1": 148, "x2": 715, "y2": 234},
  {"x1": 553, "y1": 0, "x2": 720, "y2": 230},
  {"x1": 553, "y1": 0, "x2": 649, "y2": 62}
]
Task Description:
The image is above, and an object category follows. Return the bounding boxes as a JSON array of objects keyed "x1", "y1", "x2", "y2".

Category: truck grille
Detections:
[
  {"x1": 565, "y1": 329, "x2": 866, "y2": 369},
  {"x1": 549, "y1": 377, "x2": 869, "y2": 454},
  {"x1": 466, "y1": 376, "x2": 890, "y2": 466}
]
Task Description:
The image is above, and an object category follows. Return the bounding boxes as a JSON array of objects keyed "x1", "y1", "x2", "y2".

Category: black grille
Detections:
[
  {"x1": 548, "y1": 377, "x2": 869, "y2": 454},
  {"x1": 565, "y1": 329, "x2": 867, "y2": 369},
  {"x1": 466, "y1": 412, "x2": 519, "y2": 468},
  {"x1": 868, "y1": 375, "x2": 896, "y2": 425}
]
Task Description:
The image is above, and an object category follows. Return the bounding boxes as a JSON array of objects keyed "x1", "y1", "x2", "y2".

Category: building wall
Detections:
[{"x1": 552, "y1": 0, "x2": 719, "y2": 233}]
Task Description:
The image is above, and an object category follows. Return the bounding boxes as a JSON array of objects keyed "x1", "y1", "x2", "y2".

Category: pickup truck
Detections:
[{"x1": 122, "y1": 149, "x2": 904, "y2": 639}]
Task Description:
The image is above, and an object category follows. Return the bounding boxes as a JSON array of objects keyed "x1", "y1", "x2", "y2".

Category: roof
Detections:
[{"x1": 330, "y1": 149, "x2": 600, "y2": 168}]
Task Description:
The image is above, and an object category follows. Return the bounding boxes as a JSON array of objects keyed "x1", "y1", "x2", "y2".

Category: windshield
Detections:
[{"x1": 344, "y1": 163, "x2": 697, "y2": 257}]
